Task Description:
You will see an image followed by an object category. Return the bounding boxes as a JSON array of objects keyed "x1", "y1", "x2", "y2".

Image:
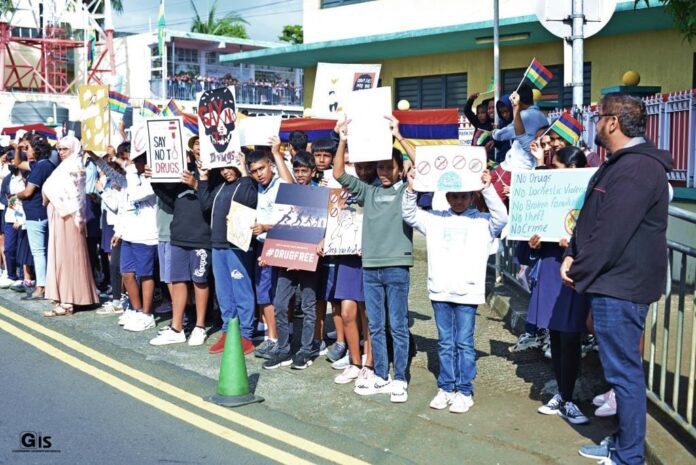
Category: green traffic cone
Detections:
[{"x1": 205, "y1": 318, "x2": 264, "y2": 407}]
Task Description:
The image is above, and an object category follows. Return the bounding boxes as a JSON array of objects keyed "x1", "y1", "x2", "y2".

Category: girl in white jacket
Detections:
[{"x1": 402, "y1": 169, "x2": 507, "y2": 414}]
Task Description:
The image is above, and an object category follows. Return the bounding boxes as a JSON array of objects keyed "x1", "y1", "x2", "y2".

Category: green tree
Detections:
[
  {"x1": 189, "y1": 0, "x2": 249, "y2": 39},
  {"x1": 279, "y1": 24, "x2": 303, "y2": 44},
  {"x1": 0, "y1": 0, "x2": 15, "y2": 16},
  {"x1": 636, "y1": 0, "x2": 695, "y2": 42}
]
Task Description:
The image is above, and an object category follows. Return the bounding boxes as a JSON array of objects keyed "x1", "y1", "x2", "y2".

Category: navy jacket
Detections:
[
  {"x1": 198, "y1": 176, "x2": 258, "y2": 250},
  {"x1": 566, "y1": 141, "x2": 672, "y2": 304}
]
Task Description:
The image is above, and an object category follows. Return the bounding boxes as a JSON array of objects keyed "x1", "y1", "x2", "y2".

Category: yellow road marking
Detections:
[
  {"x1": 0, "y1": 306, "x2": 371, "y2": 465},
  {"x1": 0, "y1": 317, "x2": 313, "y2": 465}
]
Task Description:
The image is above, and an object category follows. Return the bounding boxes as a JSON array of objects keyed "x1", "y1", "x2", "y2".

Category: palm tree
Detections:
[{"x1": 189, "y1": 0, "x2": 249, "y2": 39}]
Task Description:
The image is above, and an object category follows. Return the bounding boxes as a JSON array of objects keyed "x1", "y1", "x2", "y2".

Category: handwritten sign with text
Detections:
[
  {"x1": 508, "y1": 168, "x2": 597, "y2": 241},
  {"x1": 145, "y1": 117, "x2": 187, "y2": 183}
]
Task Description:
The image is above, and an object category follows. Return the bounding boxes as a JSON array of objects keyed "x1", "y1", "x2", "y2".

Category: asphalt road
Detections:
[{"x1": 0, "y1": 330, "x2": 269, "y2": 465}]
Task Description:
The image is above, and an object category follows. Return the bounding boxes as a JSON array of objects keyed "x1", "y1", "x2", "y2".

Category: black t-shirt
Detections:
[{"x1": 24, "y1": 159, "x2": 57, "y2": 221}]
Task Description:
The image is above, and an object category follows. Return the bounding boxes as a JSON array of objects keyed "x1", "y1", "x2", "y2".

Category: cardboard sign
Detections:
[
  {"x1": 226, "y1": 201, "x2": 256, "y2": 251},
  {"x1": 413, "y1": 145, "x2": 487, "y2": 192},
  {"x1": 324, "y1": 188, "x2": 363, "y2": 255},
  {"x1": 78, "y1": 84, "x2": 110, "y2": 152},
  {"x1": 261, "y1": 184, "x2": 330, "y2": 271},
  {"x1": 145, "y1": 117, "x2": 187, "y2": 183},
  {"x1": 312, "y1": 62, "x2": 381, "y2": 119},
  {"x1": 507, "y1": 168, "x2": 598, "y2": 241},
  {"x1": 197, "y1": 86, "x2": 242, "y2": 169},
  {"x1": 238, "y1": 115, "x2": 282, "y2": 147},
  {"x1": 343, "y1": 86, "x2": 393, "y2": 162}
]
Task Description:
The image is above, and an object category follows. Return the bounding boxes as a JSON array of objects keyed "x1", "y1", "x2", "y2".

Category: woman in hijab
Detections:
[{"x1": 42, "y1": 136, "x2": 99, "y2": 316}]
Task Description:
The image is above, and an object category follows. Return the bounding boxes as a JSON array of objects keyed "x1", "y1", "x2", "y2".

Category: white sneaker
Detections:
[
  {"x1": 123, "y1": 312, "x2": 156, "y2": 332},
  {"x1": 187, "y1": 327, "x2": 208, "y2": 346},
  {"x1": 96, "y1": 300, "x2": 124, "y2": 315},
  {"x1": 449, "y1": 392, "x2": 474, "y2": 413},
  {"x1": 544, "y1": 346, "x2": 552, "y2": 359},
  {"x1": 595, "y1": 390, "x2": 616, "y2": 417},
  {"x1": 592, "y1": 389, "x2": 613, "y2": 407},
  {"x1": 538, "y1": 393, "x2": 563, "y2": 415},
  {"x1": 429, "y1": 389, "x2": 454, "y2": 410},
  {"x1": 149, "y1": 326, "x2": 186, "y2": 345},
  {"x1": 390, "y1": 380, "x2": 408, "y2": 403},
  {"x1": 354, "y1": 375, "x2": 391, "y2": 396},
  {"x1": 0, "y1": 275, "x2": 15, "y2": 288},
  {"x1": 331, "y1": 353, "x2": 351, "y2": 370},
  {"x1": 118, "y1": 309, "x2": 137, "y2": 326},
  {"x1": 354, "y1": 366, "x2": 374, "y2": 387},
  {"x1": 334, "y1": 365, "x2": 360, "y2": 384}
]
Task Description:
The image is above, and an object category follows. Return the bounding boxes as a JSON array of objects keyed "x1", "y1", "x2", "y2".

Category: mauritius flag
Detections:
[
  {"x1": 550, "y1": 112, "x2": 583, "y2": 144},
  {"x1": 108, "y1": 90, "x2": 129, "y2": 114},
  {"x1": 142, "y1": 100, "x2": 160, "y2": 117},
  {"x1": 525, "y1": 58, "x2": 553, "y2": 90}
]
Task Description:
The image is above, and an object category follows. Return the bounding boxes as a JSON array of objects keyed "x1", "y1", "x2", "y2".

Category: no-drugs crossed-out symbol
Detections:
[
  {"x1": 469, "y1": 158, "x2": 484, "y2": 173},
  {"x1": 434, "y1": 156, "x2": 448, "y2": 170},
  {"x1": 417, "y1": 161, "x2": 431, "y2": 175},
  {"x1": 452, "y1": 155, "x2": 467, "y2": 170}
]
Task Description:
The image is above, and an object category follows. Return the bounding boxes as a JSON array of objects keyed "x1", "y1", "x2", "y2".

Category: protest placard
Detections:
[
  {"x1": 507, "y1": 168, "x2": 597, "y2": 241},
  {"x1": 78, "y1": 84, "x2": 110, "y2": 152},
  {"x1": 197, "y1": 86, "x2": 242, "y2": 169},
  {"x1": 343, "y1": 86, "x2": 393, "y2": 162},
  {"x1": 261, "y1": 184, "x2": 330, "y2": 271},
  {"x1": 413, "y1": 145, "x2": 487, "y2": 192},
  {"x1": 238, "y1": 115, "x2": 281, "y2": 147},
  {"x1": 145, "y1": 117, "x2": 187, "y2": 183},
  {"x1": 324, "y1": 188, "x2": 363, "y2": 255},
  {"x1": 312, "y1": 62, "x2": 381, "y2": 119},
  {"x1": 226, "y1": 201, "x2": 256, "y2": 251}
]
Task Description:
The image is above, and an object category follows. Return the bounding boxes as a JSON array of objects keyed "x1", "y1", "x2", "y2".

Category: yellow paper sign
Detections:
[{"x1": 78, "y1": 84, "x2": 110, "y2": 153}]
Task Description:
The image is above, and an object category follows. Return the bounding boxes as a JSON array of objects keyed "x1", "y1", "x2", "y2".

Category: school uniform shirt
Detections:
[
  {"x1": 492, "y1": 105, "x2": 548, "y2": 172},
  {"x1": 24, "y1": 157, "x2": 58, "y2": 221},
  {"x1": 337, "y1": 173, "x2": 413, "y2": 268},
  {"x1": 120, "y1": 164, "x2": 158, "y2": 245},
  {"x1": 255, "y1": 175, "x2": 286, "y2": 243},
  {"x1": 401, "y1": 186, "x2": 507, "y2": 305}
]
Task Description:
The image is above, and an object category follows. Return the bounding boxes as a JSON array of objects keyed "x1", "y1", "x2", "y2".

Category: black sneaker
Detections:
[
  {"x1": 262, "y1": 351, "x2": 292, "y2": 370},
  {"x1": 291, "y1": 350, "x2": 314, "y2": 370}
]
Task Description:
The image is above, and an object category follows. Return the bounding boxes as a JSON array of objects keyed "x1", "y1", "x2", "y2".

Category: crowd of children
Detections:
[{"x1": 0, "y1": 88, "x2": 616, "y2": 425}]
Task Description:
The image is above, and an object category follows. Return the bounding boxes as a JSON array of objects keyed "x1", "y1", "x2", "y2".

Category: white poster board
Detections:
[
  {"x1": 507, "y1": 168, "x2": 597, "y2": 241},
  {"x1": 238, "y1": 115, "x2": 282, "y2": 147},
  {"x1": 343, "y1": 86, "x2": 393, "y2": 162},
  {"x1": 145, "y1": 117, "x2": 187, "y2": 183},
  {"x1": 226, "y1": 201, "x2": 256, "y2": 251},
  {"x1": 413, "y1": 145, "x2": 487, "y2": 192},
  {"x1": 324, "y1": 188, "x2": 363, "y2": 255},
  {"x1": 197, "y1": 86, "x2": 242, "y2": 169},
  {"x1": 312, "y1": 62, "x2": 381, "y2": 119}
]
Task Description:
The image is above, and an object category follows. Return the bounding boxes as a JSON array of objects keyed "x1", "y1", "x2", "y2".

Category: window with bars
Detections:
[
  {"x1": 395, "y1": 73, "x2": 468, "y2": 110},
  {"x1": 501, "y1": 63, "x2": 591, "y2": 109},
  {"x1": 321, "y1": 0, "x2": 374, "y2": 8}
]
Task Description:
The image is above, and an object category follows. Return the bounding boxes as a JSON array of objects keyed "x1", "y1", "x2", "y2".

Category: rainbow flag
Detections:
[
  {"x1": 181, "y1": 113, "x2": 199, "y2": 136},
  {"x1": 550, "y1": 112, "x2": 583, "y2": 144},
  {"x1": 141, "y1": 100, "x2": 160, "y2": 117},
  {"x1": 525, "y1": 58, "x2": 553, "y2": 90},
  {"x1": 160, "y1": 98, "x2": 180, "y2": 117},
  {"x1": 108, "y1": 90, "x2": 129, "y2": 114}
]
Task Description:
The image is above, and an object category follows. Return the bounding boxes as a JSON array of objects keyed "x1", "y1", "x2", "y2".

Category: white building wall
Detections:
[{"x1": 303, "y1": 0, "x2": 538, "y2": 43}]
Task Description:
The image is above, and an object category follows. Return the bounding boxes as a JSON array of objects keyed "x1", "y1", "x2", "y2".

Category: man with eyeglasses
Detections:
[{"x1": 560, "y1": 93, "x2": 673, "y2": 465}]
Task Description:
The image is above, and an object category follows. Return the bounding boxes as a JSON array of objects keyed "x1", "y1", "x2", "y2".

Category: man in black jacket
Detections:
[{"x1": 561, "y1": 94, "x2": 672, "y2": 465}]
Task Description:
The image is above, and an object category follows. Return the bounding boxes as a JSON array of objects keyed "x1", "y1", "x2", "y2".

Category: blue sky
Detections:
[{"x1": 112, "y1": 0, "x2": 303, "y2": 42}]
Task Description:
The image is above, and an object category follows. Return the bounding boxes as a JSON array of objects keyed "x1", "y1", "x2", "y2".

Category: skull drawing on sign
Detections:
[{"x1": 198, "y1": 88, "x2": 237, "y2": 152}]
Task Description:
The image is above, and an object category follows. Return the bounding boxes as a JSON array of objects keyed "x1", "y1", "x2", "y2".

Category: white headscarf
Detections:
[{"x1": 58, "y1": 135, "x2": 82, "y2": 158}]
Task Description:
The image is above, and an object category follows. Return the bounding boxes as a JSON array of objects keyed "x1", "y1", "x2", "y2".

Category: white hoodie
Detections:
[
  {"x1": 402, "y1": 186, "x2": 508, "y2": 305},
  {"x1": 120, "y1": 164, "x2": 158, "y2": 245}
]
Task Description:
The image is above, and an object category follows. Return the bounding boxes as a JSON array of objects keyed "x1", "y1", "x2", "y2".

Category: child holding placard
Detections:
[
  {"x1": 402, "y1": 167, "x2": 507, "y2": 413},
  {"x1": 334, "y1": 117, "x2": 415, "y2": 403}
]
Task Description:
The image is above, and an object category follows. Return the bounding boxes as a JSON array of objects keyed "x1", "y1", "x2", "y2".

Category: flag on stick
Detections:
[
  {"x1": 517, "y1": 58, "x2": 554, "y2": 92},
  {"x1": 109, "y1": 91, "x2": 129, "y2": 114},
  {"x1": 548, "y1": 112, "x2": 583, "y2": 144},
  {"x1": 157, "y1": 0, "x2": 166, "y2": 57}
]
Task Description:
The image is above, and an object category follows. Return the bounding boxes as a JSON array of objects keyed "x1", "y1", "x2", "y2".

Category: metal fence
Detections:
[
  {"x1": 492, "y1": 204, "x2": 696, "y2": 440},
  {"x1": 549, "y1": 90, "x2": 696, "y2": 188},
  {"x1": 149, "y1": 80, "x2": 304, "y2": 107}
]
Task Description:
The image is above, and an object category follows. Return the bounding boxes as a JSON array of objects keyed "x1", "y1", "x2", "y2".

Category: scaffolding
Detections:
[{"x1": 0, "y1": 0, "x2": 116, "y2": 94}]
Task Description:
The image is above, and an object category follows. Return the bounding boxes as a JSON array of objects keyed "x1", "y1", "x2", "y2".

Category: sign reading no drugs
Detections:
[
  {"x1": 413, "y1": 145, "x2": 487, "y2": 192},
  {"x1": 145, "y1": 117, "x2": 187, "y2": 183}
]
